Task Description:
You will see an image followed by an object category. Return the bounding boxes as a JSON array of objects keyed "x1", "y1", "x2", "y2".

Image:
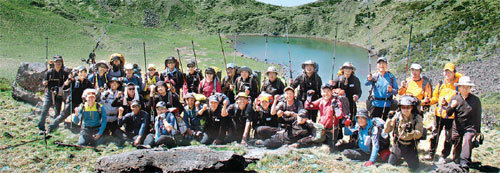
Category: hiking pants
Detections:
[
  {"x1": 325, "y1": 127, "x2": 340, "y2": 152},
  {"x1": 49, "y1": 101, "x2": 77, "y2": 131},
  {"x1": 452, "y1": 126, "x2": 476, "y2": 169},
  {"x1": 256, "y1": 126, "x2": 281, "y2": 139},
  {"x1": 103, "y1": 120, "x2": 125, "y2": 145},
  {"x1": 344, "y1": 148, "x2": 370, "y2": 161},
  {"x1": 78, "y1": 126, "x2": 104, "y2": 147},
  {"x1": 429, "y1": 116, "x2": 453, "y2": 157},
  {"x1": 200, "y1": 132, "x2": 225, "y2": 145},
  {"x1": 388, "y1": 141, "x2": 419, "y2": 171},
  {"x1": 371, "y1": 107, "x2": 390, "y2": 121},
  {"x1": 38, "y1": 91, "x2": 63, "y2": 131}
]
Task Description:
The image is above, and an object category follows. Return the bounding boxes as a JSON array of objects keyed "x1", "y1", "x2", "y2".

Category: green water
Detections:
[{"x1": 234, "y1": 35, "x2": 372, "y2": 100}]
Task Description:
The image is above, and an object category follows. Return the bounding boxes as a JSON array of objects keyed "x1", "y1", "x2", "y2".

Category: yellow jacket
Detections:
[
  {"x1": 430, "y1": 73, "x2": 462, "y2": 119},
  {"x1": 398, "y1": 77, "x2": 432, "y2": 104}
]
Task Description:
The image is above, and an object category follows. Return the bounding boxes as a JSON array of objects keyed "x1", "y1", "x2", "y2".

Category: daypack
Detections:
[
  {"x1": 368, "y1": 117, "x2": 391, "y2": 150},
  {"x1": 78, "y1": 103, "x2": 102, "y2": 126}
]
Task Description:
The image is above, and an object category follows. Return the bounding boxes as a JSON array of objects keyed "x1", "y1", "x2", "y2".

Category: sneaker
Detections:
[{"x1": 422, "y1": 153, "x2": 434, "y2": 161}]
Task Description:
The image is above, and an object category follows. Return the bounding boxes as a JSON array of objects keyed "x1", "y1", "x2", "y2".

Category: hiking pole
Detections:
[
  {"x1": 286, "y1": 24, "x2": 293, "y2": 81},
  {"x1": 218, "y1": 32, "x2": 228, "y2": 75},
  {"x1": 404, "y1": 25, "x2": 413, "y2": 80},
  {"x1": 264, "y1": 33, "x2": 269, "y2": 63},
  {"x1": 429, "y1": 38, "x2": 433, "y2": 71},
  {"x1": 233, "y1": 32, "x2": 237, "y2": 64},
  {"x1": 143, "y1": 41, "x2": 147, "y2": 73},
  {"x1": 177, "y1": 49, "x2": 184, "y2": 73},
  {"x1": 45, "y1": 36, "x2": 49, "y2": 69},
  {"x1": 191, "y1": 40, "x2": 199, "y2": 69},
  {"x1": 331, "y1": 21, "x2": 339, "y2": 80}
]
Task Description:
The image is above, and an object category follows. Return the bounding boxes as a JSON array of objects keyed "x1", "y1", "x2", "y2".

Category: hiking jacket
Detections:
[
  {"x1": 334, "y1": 74, "x2": 362, "y2": 104},
  {"x1": 430, "y1": 73, "x2": 462, "y2": 119},
  {"x1": 198, "y1": 79, "x2": 221, "y2": 97},
  {"x1": 305, "y1": 97, "x2": 344, "y2": 129},
  {"x1": 73, "y1": 103, "x2": 107, "y2": 135},
  {"x1": 185, "y1": 70, "x2": 204, "y2": 93},
  {"x1": 365, "y1": 71, "x2": 398, "y2": 107},
  {"x1": 44, "y1": 67, "x2": 69, "y2": 92},
  {"x1": 261, "y1": 78, "x2": 286, "y2": 96},
  {"x1": 384, "y1": 112, "x2": 423, "y2": 145},
  {"x1": 123, "y1": 74, "x2": 143, "y2": 91},
  {"x1": 183, "y1": 105, "x2": 203, "y2": 131},
  {"x1": 88, "y1": 72, "x2": 111, "y2": 89},
  {"x1": 251, "y1": 106, "x2": 279, "y2": 128},
  {"x1": 235, "y1": 76, "x2": 259, "y2": 100},
  {"x1": 398, "y1": 77, "x2": 432, "y2": 104},
  {"x1": 227, "y1": 103, "x2": 254, "y2": 132},
  {"x1": 291, "y1": 72, "x2": 322, "y2": 102},
  {"x1": 160, "y1": 68, "x2": 184, "y2": 93},
  {"x1": 446, "y1": 93, "x2": 481, "y2": 133},
  {"x1": 100, "y1": 89, "x2": 119, "y2": 121},
  {"x1": 118, "y1": 110, "x2": 150, "y2": 137},
  {"x1": 344, "y1": 120, "x2": 379, "y2": 162},
  {"x1": 63, "y1": 77, "x2": 93, "y2": 107},
  {"x1": 155, "y1": 113, "x2": 178, "y2": 141},
  {"x1": 200, "y1": 106, "x2": 229, "y2": 137}
]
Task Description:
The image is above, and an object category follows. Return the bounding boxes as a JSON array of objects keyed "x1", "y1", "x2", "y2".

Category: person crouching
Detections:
[{"x1": 73, "y1": 89, "x2": 107, "y2": 147}]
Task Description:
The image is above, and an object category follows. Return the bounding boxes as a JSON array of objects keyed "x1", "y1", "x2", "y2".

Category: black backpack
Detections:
[{"x1": 367, "y1": 117, "x2": 391, "y2": 150}]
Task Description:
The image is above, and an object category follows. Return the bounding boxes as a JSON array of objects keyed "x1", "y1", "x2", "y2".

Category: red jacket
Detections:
[
  {"x1": 198, "y1": 79, "x2": 221, "y2": 97},
  {"x1": 305, "y1": 97, "x2": 344, "y2": 129}
]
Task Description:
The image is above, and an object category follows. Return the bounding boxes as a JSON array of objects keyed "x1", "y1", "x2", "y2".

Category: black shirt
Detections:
[
  {"x1": 185, "y1": 70, "x2": 204, "y2": 93},
  {"x1": 45, "y1": 67, "x2": 69, "y2": 92},
  {"x1": 227, "y1": 103, "x2": 254, "y2": 132},
  {"x1": 63, "y1": 77, "x2": 93, "y2": 106},
  {"x1": 261, "y1": 78, "x2": 286, "y2": 96},
  {"x1": 291, "y1": 72, "x2": 322, "y2": 102},
  {"x1": 118, "y1": 110, "x2": 150, "y2": 137},
  {"x1": 221, "y1": 74, "x2": 239, "y2": 103},
  {"x1": 447, "y1": 93, "x2": 482, "y2": 133},
  {"x1": 251, "y1": 106, "x2": 278, "y2": 128},
  {"x1": 334, "y1": 74, "x2": 362, "y2": 103}
]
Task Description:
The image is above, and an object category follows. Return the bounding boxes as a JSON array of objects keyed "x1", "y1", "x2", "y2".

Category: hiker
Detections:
[
  {"x1": 333, "y1": 62, "x2": 362, "y2": 123},
  {"x1": 198, "y1": 67, "x2": 222, "y2": 97},
  {"x1": 365, "y1": 56, "x2": 398, "y2": 121},
  {"x1": 123, "y1": 64, "x2": 143, "y2": 91},
  {"x1": 235, "y1": 66, "x2": 259, "y2": 102},
  {"x1": 198, "y1": 94, "x2": 230, "y2": 145},
  {"x1": 160, "y1": 57, "x2": 184, "y2": 93},
  {"x1": 184, "y1": 60, "x2": 204, "y2": 94},
  {"x1": 99, "y1": 77, "x2": 125, "y2": 141},
  {"x1": 117, "y1": 100, "x2": 150, "y2": 146},
  {"x1": 148, "y1": 81, "x2": 184, "y2": 117},
  {"x1": 244, "y1": 93, "x2": 278, "y2": 143},
  {"x1": 447, "y1": 76, "x2": 482, "y2": 170},
  {"x1": 261, "y1": 66, "x2": 285, "y2": 96},
  {"x1": 399, "y1": 63, "x2": 432, "y2": 110},
  {"x1": 255, "y1": 109, "x2": 317, "y2": 149},
  {"x1": 343, "y1": 108, "x2": 389, "y2": 167},
  {"x1": 48, "y1": 66, "x2": 93, "y2": 133},
  {"x1": 107, "y1": 53, "x2": 125, "y2": 79},
  {"x1": 290, "y1": 60, "x2": 322, "y2": 122},
  {"x1": 111, "y1": 83, "x2": 144, "y2": 116},
  {"x1": 423, "y1": 63, "x2": 463, "y2": 161},
  {"x1": 73, "y1": 89, "x2": 107, "y2": 146},
  {"x1": 142, "y1": 102, "x2": 184, "y2": 148},
  {"x1": 38, "y1": 55, "x2": 69, "y2": 134},
  {"x1": 225, "y1": 92, "x2": 254, "y2": 144},
  {"x1": 305, "y1": 83, "x2": 346, "y2": 152},
  {"x1": 271, "y1": 87, "x2": 303, "y2": 128},
  {"x1": 221, "y1": 63, "x2": 239, "y2": 103},
  {"x1": 384, "y1": 95, "x2": 423, "y2": 171},
  {"x1": 182, "y1": 93, "x2": 203, "y2": 137},
  {"x1": 88, "y1": 60, "x2": 111, "y2": 89},
  {"x1": 143, "y1": 64, "x2": 160, "y2": 102}
]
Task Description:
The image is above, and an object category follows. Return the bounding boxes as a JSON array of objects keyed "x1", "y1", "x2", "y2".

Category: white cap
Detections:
[
  {"x1": 82, "y1": 89, "x2": 97, "y2": 99},
  {"x1": 124, "y1": 63, "x2": 134, "y2": 70},
  {"x1": 410, "y1": 63, "x2": 422, "y2": 70}
]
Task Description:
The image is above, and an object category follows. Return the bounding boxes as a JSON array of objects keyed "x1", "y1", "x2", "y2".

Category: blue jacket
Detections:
[
  {"x1": 183, "y1": 105, "x2": 202, "y2": 131},
  {"x1": 344, "y1": 119, "x2": 379, "y2": 162},
  {"x1": 365, "y1": 72, "x2": 398, "y2": 107},
  {"x1": 88, "y1": 73, "x2": 110, "y2": 88},
  {"x1": 154, "y1": 113, "x2": 178, "y2": 142},
  {"x1": 123, "y1": 74, "x2": 142, "y2": 90},
  {"x1": 73, "y1": 103, "x2": 107, "y2": 135}
]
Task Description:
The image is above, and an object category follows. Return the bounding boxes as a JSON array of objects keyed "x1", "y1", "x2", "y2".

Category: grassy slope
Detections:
[{"x1": 0, "y1": 1, "x2": 268, "y2": 81}]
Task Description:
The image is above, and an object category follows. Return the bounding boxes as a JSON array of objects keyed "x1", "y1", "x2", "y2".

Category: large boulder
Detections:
[
  {"x1": 12, "y1": 80, "x2": 43, "y2": 106},
  {"x1": 95, "y1": 146, "x2": 248, "y2": 172},
  {"x1": 15, "y1": 62, "x2": 48, "y2": 92}
]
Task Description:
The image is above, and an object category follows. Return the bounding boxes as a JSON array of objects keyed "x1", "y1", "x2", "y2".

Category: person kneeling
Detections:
[
  {"x1": 142, "y1": 102, "x2": 189, "y2": 148},
  {"x1": 343, "y1": 108, "x2": 389, "y2": 167},
  {"x1": 256, "y1": 109, "x2": 316, "y2": 149},
  {"x1": 384, "y1": 95, "x2": 423, "y2": 171},
  {"x1": 73, "y1": 89, "x2": 107, "y2": 147}
]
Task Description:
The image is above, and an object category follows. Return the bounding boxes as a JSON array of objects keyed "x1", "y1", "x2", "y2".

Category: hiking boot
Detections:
[
  {"x1": 422, "y1": 153, "x2": 434, "y2": 160},
  {"x1": 38, "y1": 130, "x2": 47, "y2": 135}
]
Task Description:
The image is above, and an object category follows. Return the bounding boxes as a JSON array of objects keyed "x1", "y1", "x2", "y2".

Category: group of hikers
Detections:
[{"x1": 38, "y1": 53, "x2": 483, "y2": 171}]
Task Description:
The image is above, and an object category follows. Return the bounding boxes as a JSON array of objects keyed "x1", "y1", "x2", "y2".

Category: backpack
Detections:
[
  {"x1": 368, "y1": 117, "x2": 391, "y2": 150},
  {"x1": 366, "y1": 72, "x2": 395, "y2": 116}
]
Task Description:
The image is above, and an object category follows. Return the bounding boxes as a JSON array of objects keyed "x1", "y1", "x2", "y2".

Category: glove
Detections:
[
  {"x1": 344, "y1": 119, "x2": 352, "y2": 127},
  {"x1": 364, "y1": 161, "x2": 374, "y2": 167}
]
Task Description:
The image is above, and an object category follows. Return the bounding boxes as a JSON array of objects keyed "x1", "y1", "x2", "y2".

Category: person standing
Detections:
[
  {"x1": 399, "y1": 63, "x2": 432, "y2": 111},
  {"x1": 333, "y1": 62, "x2": 362, "y2": 122},
  {"x1": 365, "y1": 57, "x2": 398, "y2": 120},
  {"x1": 446, "y1": 76, "x2": 482, "y2": 171},
  {"x1": 290, "y1": 60, "x2": 322, "y2": 122},
  {"x1": 261, "y1": 66, "x2": 285, "y2": 96}
]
